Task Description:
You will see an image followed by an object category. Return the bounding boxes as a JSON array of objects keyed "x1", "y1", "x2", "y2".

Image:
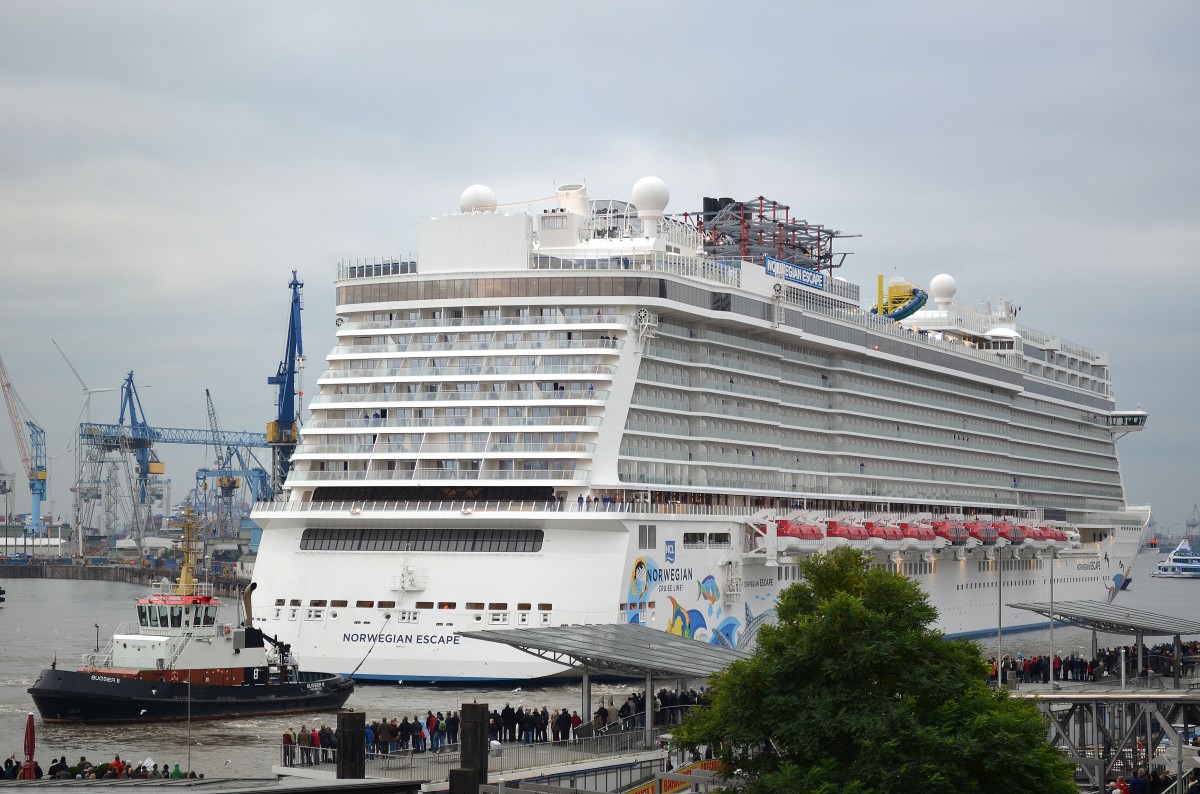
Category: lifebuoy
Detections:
[
  {"x1": 223, "y1": 625, "x2": 231, "y2": 636},
  {"x1": 169, "y1": 671, "x2": 180, "y2": 682}
]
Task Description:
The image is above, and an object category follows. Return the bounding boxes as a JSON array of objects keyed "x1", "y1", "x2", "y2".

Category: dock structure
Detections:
[{"x1": 1007, "y1": 600, "x2": 1200, "y2": 789}]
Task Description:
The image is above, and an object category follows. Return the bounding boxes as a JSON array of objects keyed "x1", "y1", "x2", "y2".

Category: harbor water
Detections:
[{"x1": 1, "y1": 551, "x2": 1193, "y2": 778}]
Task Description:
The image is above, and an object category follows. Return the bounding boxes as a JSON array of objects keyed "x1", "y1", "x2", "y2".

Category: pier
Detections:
[{"x1": 0, "y1": 562, "x2": 244, "y2": 597}]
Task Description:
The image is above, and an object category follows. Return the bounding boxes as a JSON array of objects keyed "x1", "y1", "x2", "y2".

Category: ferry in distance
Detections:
[
  {"x1": 249, "y1": 176, "x2": 1149, "y2": 682},
  {"x1": 1152, "y1": 540, "x2": 1200, "y2": 579}
]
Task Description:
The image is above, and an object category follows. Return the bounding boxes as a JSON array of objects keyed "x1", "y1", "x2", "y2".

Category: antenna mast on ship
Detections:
[
  {"x1": 169, "y1": 505, "x2": 201, "y2": 596},
  {"x1": 1187, "y1": 506, "x2": 1200, "y2": 539}
]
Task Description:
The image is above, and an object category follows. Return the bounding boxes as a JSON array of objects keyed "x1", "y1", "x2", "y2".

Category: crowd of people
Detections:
[
  {"x1": 987, "y1": 641, "x2": 1200, "y2": 685},
  {"x1": 281, "y1": 687, "x2": 710, "y2": 763},
  {"x1": 281, "y1": 724, "x2": 338, "y2": 767},
  {"x1": 2, "y1": 753, "x2": 201, "y2": 780}
]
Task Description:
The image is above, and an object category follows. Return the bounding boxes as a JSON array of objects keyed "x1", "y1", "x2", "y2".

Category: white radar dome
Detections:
[
  {"x1": 460, "y1": 184, "x2": 497, "y2": 213},
  {"x1": 630, "y1": 176, "x2": 669, "y2": 214},
  {"x1": 929, "y1": 273, "x2": 957, "y2": 301}
]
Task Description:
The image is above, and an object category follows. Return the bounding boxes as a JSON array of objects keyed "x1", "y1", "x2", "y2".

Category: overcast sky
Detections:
[{"x1": 0, "y1": 2, "x2": 1196, "y2": 535}]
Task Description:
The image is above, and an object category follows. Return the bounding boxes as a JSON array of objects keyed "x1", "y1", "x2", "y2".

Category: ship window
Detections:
[
  {"x1": 274, "y1": 599, "x2": 285, "y2": 606},
  {"x1": 683, "y1": 533, "x2": 706, "y2": 548},
  {"x1": 517, "y1": 603, "x2": 531, "y2": 611},
  {"x1": 331, "y1": 600, "x2": 348, "y2": 608},
  {"x1": 708, "y1": 533, "x2": 731, "y2": 546},
  {"x1": 137, "y1": 604, "x2": 148, "y2": 626},
  {"x1": 437, "y1": 602, "x2": 456, "y2": 610},
  {"x1": 148, "y1": 607, "x2": 159, "y2": 627},
  {"x1": 466, "y1": 602, "x2": 484, "y2": 610},
  {"x1": 378, "y1": 600, "x2": 396, "y2": 609},
  {"x1": 289, "y1": 599, "x2": 301, "y2": 606},
  {"x1": 489, "y1": 613, "x2": 509, "y2": 625},
  {"x1": 204, "y1": 606, "x2": 218, "y2": 626},
  {"x1": 356, "y1": 600, "x2": 374, "y2": 608},
  {"x1": 300, "y1": 527, "x2": 544, "y2": 553},
  {"x1": 638, "y1": 524, "x2": 656, "y2": 549},
  {"x1": 518, "y1": 613, "x2": 529, "y2": 625},
  {"x1": 309, "y1": 599, "x2": 328, "y2": 607},
  {"x1": 538, "y1": 603, "x2": 553, "y2": 611},
  {"x1": 159, "y1": 606, "x2": 170, "y2": 626},
  {"x1": 488, "y1": 602, "x2": 508, "y2": 610},
  {"x1": 541, "y1": 613, "x2": 551, "y2": 625},
  {"x1": 416, "y1": 601, "x2": 434, "y2": 609}
]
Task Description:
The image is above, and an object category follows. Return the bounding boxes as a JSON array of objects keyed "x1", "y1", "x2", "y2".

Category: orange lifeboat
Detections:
[
  {"x1": 864, "y1": 521, "x2": 904, "y2": 551},
  {"x1": 993, "y1": 522, "x2": 1024, "y2": 546},
  {"x1": 898, "y1": 522, "x2": 939, "y2": 552},
  {"x1": 774, "y1": 519, "x2": 825, "y2": 553},
  {"x1": 930, "y1": 520, "x2": 970, "y2": 547},
  {"x1": 964, "y1": 522, "x2": 998, "y2": 546},
  {"x1": 826, "y1": 521, "x2": 870, "y2": 547},
  {"x1": 1018, "y1": 525, "x2": 1048, "y2": 550}
]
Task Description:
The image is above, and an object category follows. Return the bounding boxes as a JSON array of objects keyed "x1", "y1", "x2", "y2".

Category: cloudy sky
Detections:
[{"x1": 0, "y1": 2, "x2": 1196, "y2": 534}]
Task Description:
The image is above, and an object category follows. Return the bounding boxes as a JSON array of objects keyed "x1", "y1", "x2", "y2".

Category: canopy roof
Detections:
[
  {"x1": 457, "y1": 623, "x2": 751, "y2": 679},
  {"x1": 1009, "y1": 600, "x2": 1200, "y2": 637}
]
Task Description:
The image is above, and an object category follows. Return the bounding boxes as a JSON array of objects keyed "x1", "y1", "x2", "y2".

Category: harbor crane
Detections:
[
  {"x1": 0, "y1": 349, "x2": 48, "y2": 534},
  {"x1": 77, "y1": 372, "x2": 269, "y2": 542},
  {"x1": 198, "y1": 389, "x2": 268, "y2": 536},
  {"x1": 266, "y1": 271, "x2": 305, "y2": 499}
]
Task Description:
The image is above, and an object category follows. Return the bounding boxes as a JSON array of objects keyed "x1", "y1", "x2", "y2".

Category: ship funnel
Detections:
[
  {"x1": 555, "y1": 183, "x2": 590, "y2": 216},
  {"x1": 242, "y1": 581, "x2": 257, "y2": 626}
]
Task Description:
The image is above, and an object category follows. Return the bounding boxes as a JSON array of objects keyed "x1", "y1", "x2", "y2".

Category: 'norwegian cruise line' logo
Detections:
[{"x1": 665, "y1": 540, "x2": 676, "y2": 564}]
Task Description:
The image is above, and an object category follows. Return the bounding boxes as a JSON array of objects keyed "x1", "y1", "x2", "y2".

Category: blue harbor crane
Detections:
[
  {"x1": 77, "y1": 372, "x2": 269, "y2": 543},
  {"x1": 266, "y1": 271, "x2": 304, "y2": 498},
  {"x1": 0, "y1": 349, "x2": 48, "y2": 535}
]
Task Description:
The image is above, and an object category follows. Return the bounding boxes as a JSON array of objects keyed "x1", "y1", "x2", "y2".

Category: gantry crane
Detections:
[
  {"x1": 0, "y1": 349, "x2": 48, "y2": 535},
  {"x1": 266, "y1": 271, "x2": 305, "y2": 498},
  {"x1": 77, "y1": 372, "x2": 269, "y2": 543}
]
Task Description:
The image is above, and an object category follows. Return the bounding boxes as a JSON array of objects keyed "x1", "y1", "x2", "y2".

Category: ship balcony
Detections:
[
  {"x1": 285, "y1": 469, "x2": 589, "y2": 482},
  {"x1": 317, "y1": 362, "x2": 617, "y2": 380},
  {"x1": 307, "y1": 389, "x2": 611, "y2": 406},
  {"x1": 295, "y1": 442, "x2": 596, "y2": 456},
  {"x1": 304, "y1": 416, "x2": 601, "y2": 430},
  {"x1": 335, "y1": 313, "x2": 634, "y2": 332},
  {"x1": 329, "y1": 338, "x2": 625, "y2": 355}
]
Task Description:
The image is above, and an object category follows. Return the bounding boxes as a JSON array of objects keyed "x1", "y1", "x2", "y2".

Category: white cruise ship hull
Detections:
[{"x1": 250, "y1": 176, "x2": 1150, "y2": 683}]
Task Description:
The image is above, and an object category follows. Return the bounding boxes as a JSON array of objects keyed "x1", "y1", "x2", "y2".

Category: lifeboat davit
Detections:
[
  {"x1": 826, "y1": 521, "x2": 870, "y2": 547},
  {"x1": 930, "y1": 520, "x2": 971, "y2": 547},
  {"x1": 775, "y1": 519, "x2": 825, "y2": 553},
  {"x1": 898, "y1": 522, "x2": 940, "y2": 552},
  {"x1": 964, "y1": 522, "x2": 998, "y2": 546},
  {"x1": 864, "y1": 521, "x2": 904, "y2": 551}
]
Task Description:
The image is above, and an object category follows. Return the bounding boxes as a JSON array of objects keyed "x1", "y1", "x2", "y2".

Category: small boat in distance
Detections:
[
  {"x1": 1151, "y1": 540, "x2": 1200, "y2": 579},
  {"x1": 28, "y1": 509, "x2": 353, "y2": 723}
]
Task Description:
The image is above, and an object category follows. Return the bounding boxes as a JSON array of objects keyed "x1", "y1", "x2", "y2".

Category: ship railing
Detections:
[
  {"x1": 254, "y1": 498, "x2": 778, "y2": 519},
  {"x1": 337, "y1": 313, "x2": 634, "y2": 332},
  {"x1": 288, "y1": 720, "x2": 688, "y2": 782},
  {"x1": 81, "y1": 621, "x2": 131, "y2": 668}
]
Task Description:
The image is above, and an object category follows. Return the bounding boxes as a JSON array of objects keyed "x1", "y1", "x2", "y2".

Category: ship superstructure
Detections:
[{"x1": 250, "y1": 177, "x2": 1149, "y2": 682}]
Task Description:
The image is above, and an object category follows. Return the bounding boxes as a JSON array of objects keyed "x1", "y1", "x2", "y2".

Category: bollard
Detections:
[
  {"x1": 449, "y1": 703, "x2": 489, "y2": 794},
  {"x1": 336, "y1": 709, "x2": 366, "y2": 779}
]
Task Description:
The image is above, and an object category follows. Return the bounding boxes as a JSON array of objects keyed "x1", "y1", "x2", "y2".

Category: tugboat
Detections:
[{"x1": 28, "y1": 510, "x2": 354, "y2": 723}]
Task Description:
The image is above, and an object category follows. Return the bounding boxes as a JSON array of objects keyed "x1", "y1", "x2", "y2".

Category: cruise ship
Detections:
[{"x1": 249, "y1": 176, "x2": 1150, "y2": 682}]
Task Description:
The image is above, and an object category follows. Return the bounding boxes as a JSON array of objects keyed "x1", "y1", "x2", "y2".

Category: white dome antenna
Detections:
[
  {"x1": 929, "y1": 274, "x2": 957, "y2": 308},
  {"x1": 631, "y1": 176, "x2": 669, "y2": 239},
  {"x1": 460, "y1": 184, "x2": 497, "y2": 214}
]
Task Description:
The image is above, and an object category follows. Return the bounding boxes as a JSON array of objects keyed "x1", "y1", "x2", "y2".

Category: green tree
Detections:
[{"x1": 674, "y1": 547, "x2": 1074, "y2": 793}]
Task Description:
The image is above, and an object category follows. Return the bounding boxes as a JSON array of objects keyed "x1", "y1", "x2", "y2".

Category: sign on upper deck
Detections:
[{"x1": 764, "y1": 256, "x2": 825, "y2": 291}]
